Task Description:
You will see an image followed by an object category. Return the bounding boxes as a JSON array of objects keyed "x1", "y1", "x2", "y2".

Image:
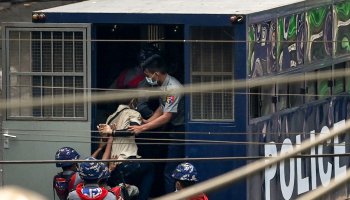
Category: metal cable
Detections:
[
  {"x1": 3, "y1": 137, "x2": 350, "y2": 147},
  {"x1": 5, "y1": 38, "x2": 350, "y2": 43},
  {"x1": 1, "y1": 153, "x2": 350, "y2": 164},
  {"x1": 1, "y1": 68, "x2": 349, "y2": 111},
  {"x1": 9, "y1": 84, "x2": 350, "y2": 98},
  {"x1": 2, "y1": 128, "x2": 328, "y2": 136}
]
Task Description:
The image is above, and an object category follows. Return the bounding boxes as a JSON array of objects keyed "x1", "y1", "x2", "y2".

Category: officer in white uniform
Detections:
[{"x1": 128, "y1": 44, "x2": 185, "y2": 194}]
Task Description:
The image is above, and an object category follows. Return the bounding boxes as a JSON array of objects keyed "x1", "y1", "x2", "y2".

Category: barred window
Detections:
[
  {"x1": 190, "y1": 27, "x2": 234, "y2": 121},
  {"x1": 6, "y1": 29, "x2": 87, "y2": 120}
]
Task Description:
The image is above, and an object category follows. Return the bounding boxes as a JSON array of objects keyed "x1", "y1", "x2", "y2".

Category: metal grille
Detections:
[
  {"x1": 7, "y1": 29, "x2": 87, "y2": 119},
  {"x1": 190, "y1": 27, "x2": 234, "y2": 121}
]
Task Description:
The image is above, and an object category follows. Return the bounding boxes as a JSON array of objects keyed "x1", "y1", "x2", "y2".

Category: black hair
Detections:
[
  {"x1": 98, "y1": 178, "x2": 108, "y2": 185},
  {"x1": 84, "y1": 179, "x2": 99, "y2": 184},
  {"x1": 143, "y1": 57, "x2": 167, "y2": 74},
  {"x1": 62, "y1": 164, "x2": 76, "y2": 171}
]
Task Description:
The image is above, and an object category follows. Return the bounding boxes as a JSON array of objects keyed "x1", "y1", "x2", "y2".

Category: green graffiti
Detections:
[
  {"x1": 336, "y1": 0, "x2": 350, "y2": 21},
  {"x1": 336, "y1": 1, "x2": 350, "y2": 55},
  {"x1": 341, "y1": 36, "x2": 350, "y2": 50},
  {"x1": 277, "y1": 15, "x2": 297, "y2": 69},
  {"x1": 248, "y1": 26, "x2": 255, "y2": 74},
  {"x1": 318, "y1": 80, "x2": 329, "y2": 99},
  {"x1": 307, "y1": 7, "x2": 327, "y2": 29},
  {"x1": 277, "y1": 16, "x2": 297, "y2": 41},
  {"x1": 288, "y1": 16, "x2": 297, "y2": 39}
]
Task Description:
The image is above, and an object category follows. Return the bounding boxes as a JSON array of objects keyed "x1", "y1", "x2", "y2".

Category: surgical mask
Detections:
[
  {"x1": 145, "y1": 77, "x2": 157, "y2": 85},
  {"x1": 145, "y1": 73, "x2": 158, "y2": 86}
]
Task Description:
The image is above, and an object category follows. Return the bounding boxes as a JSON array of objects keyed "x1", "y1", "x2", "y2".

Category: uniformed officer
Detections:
[{"x1": 128, "y1": 44, "x2": 185, "y2": 194}]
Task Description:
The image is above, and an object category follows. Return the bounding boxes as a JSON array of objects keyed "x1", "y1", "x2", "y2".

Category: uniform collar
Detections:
[{"x1": 161, "y1": 74, "x2": 170, "y2": 87}]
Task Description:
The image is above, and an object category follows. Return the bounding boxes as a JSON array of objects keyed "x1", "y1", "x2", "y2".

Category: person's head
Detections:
[
  {"x1": 78, "y1": 157, "x2": 104, "y2": 184},
  {"x1": 55, "y1": 147, "x2": 80, "y2": 170},
  {"x1": 138, "y1": 44, "x2": 167, "y2": 86},
  {"x1": 172, "y1": 162, "x2": 198, "y2": 191}
]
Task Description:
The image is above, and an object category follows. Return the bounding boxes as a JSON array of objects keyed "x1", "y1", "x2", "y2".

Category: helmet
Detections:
[
  {"x1": 99, "y1": 162, "x2": 110, "y2": 180},
  {"x1": 172, "y1": 162, "x2": 198, "y2": 182},
  {"x1": 138, "y1": 44, "x2": 161, "y2": 69},
  {"x1": 55, "y1": 147, "x2": 80, "y2": 167},
  {"x1": 78, "y1": 157, "x2": 104, "y2": 180}
]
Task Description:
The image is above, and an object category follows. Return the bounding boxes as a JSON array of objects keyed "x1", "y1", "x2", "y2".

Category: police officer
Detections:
[
  {"x1": 128, "y1": 44, "x2": 185, "y2": 194},
  {"x1": 67, "y1": 157, "x2": 116, "y2": 200},
  {"x1": 172, "y1": 163, "x2": 209, "y2": 200}
]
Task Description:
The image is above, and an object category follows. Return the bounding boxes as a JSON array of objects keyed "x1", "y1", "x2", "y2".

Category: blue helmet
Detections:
[
  {"x1": 99, "y1": 162, "x2": 110, "y2": 180},
  {"x1": 55, "y1": 147, "x2": 80, "y2": 168},
  {"x1": 172, "y1": 162, "x2": 198, "y2": 182},
  {"x1": 78, "y1": 157, "x2": 104, "y2": 180},
  {"x1": 138, "y1": 44, "x2": 161, "y2": 69}
]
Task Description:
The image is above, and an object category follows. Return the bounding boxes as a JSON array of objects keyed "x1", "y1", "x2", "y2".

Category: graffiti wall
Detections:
[
  {"x1": 248, "y1": 21, "x2": 277, "y2": 78},
  {"x1": 277, "y1": 13, "x2": 305, "y2": 71},
  {"x1": 247, "y1": 4, "x2": 339, "y2": 77},
  {"x1": 248, "y1": 96, "x2": 350, "y2": 200},
  {"x1": 305, "y1": 5, "x2": 333, "y2": 63},
  {"x1": 334, "y1": 0, "x2": 350, "y2": 56}
]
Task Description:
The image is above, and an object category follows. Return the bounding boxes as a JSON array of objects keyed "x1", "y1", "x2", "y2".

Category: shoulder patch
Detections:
[{"x1": 166, "y1": 95, "x2": 175, "y2": 104}]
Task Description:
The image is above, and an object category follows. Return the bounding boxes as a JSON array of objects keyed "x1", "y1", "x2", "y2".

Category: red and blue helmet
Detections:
[
  {"x1": 78, "y1": 157, "x2": 104, "y2": 180},
  {"x1": 55, "y1": 147, "x2": 80, "y2": 168},
  {"x1": 172, "y1": 162, "x2": 198, "y2": 182}
]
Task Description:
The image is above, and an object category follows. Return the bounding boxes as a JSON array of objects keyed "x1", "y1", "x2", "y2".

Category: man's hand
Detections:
[
  {"x1": 128, "y1": 125, "x2": 145, "y2": 135},
  {"x1": 98, "y1": 124, "x2": 113, "y2": 136}
]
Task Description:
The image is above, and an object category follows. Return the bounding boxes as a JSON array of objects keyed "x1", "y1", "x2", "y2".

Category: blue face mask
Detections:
[{"x1": 145, "y1": 73, "x2": 158, "y2": 86}]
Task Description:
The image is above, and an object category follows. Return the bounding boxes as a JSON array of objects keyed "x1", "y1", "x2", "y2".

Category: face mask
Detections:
[{"x1": 145, "y1": 73, "x2": 158, "y2": 86}]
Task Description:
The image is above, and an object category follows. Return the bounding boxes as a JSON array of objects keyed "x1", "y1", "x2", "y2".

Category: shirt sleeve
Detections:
[{"x1": 162, "y1": 93, "x2": 181, "y2": 113}]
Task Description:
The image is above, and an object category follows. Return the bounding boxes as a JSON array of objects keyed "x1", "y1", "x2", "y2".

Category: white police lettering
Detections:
[
  {"x1": 296, "y1": 135, "x2": 309, "y2": 195},
  {"x1": 318, "y1": 126, "x2": 332, "y2": 186},
  {"x1": 310, "y1": 132, "x2": 317, "y2": 190},
  {"x1": 264, "y1": 142, "x2": 277, "y2": 200},
  {"x1": 333, "y1": 120, "x2": 346, "y2": 180},
  {"x1": 279, "y1": 138, "x2": 294, "y2": 200},
  {"x1": 264, "y1": 119, "x2": 347, "y2": 200}
]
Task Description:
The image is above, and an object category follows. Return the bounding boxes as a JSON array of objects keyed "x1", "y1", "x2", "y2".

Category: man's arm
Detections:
[
  {"x1": 128, "y1": 112, "x2": 172, "y2": 134},
  {"x1": 143, "y1": 106, "x2": 163, "y2": 123},
  {"x1": 102, "y1": 136, "x2": 113, "y2": 160},
  {"x1": 91, "y1": 138, "x2": 106, "y2": 158},
  {"x1": 98, "y1": 124, "x2": 135, "y2": 137}
]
